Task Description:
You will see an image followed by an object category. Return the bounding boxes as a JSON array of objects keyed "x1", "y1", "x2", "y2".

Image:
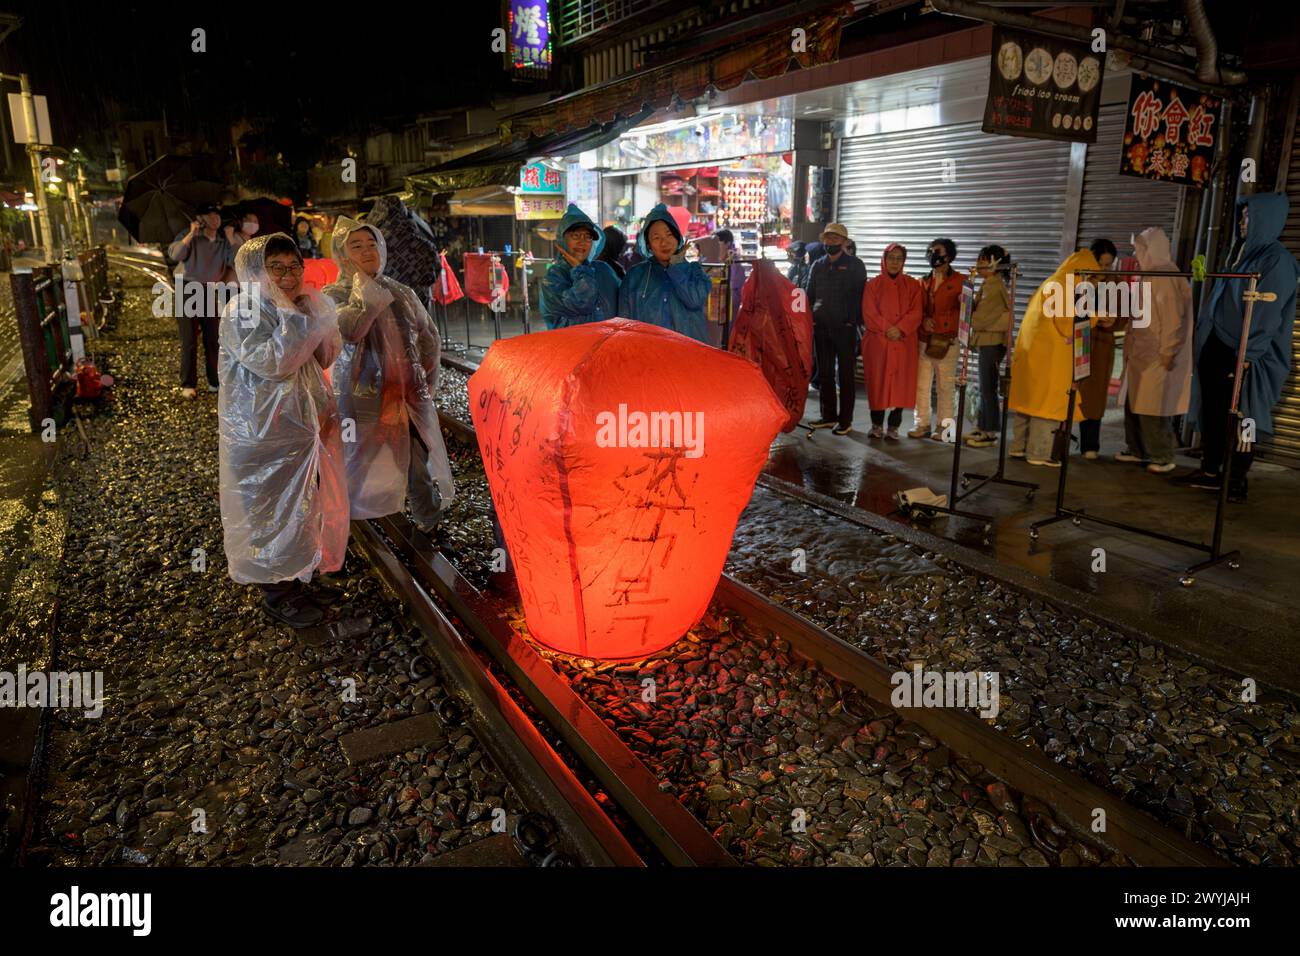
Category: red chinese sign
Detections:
[{"x1": 1120, "y1": 75, "x2": 1220, "y2": 189}]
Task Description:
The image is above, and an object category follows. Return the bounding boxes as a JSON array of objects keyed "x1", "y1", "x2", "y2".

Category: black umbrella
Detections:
[
  {"x1": 222, "y1": 196, "x2": 294, "y2": 239},
  {"x1": 117, "y1": 155, "x2": 225, "y2": 243}
]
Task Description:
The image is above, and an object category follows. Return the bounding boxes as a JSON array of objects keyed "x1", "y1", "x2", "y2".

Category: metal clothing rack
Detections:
[
  {"x1": 906, "y1": 278, "x2": 997, "y2": 542},
  {"x1": 1027, "y1": 269, "x2": 1270, "y2": 585},
  {"x1": 958, "y1": 263, "x2": 1040, "y2": 504}
]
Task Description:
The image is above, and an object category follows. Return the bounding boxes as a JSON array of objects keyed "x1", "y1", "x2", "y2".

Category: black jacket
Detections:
[{"x1": 806, "y1": 251, "x2": 867, "y2": 327}]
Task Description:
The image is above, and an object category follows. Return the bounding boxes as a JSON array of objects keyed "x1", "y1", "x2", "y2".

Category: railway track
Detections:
[{"x1": 346, "y1": 356, "x2": 1225, "y2": 868}]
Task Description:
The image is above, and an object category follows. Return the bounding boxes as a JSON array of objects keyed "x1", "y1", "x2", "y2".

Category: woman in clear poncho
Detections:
[
  {"x1": 218, "y1": 233, "x2": 349, "y2": 627},
  {"x1": 323, "y1": 217, "x2": 454, "y2": 530}
]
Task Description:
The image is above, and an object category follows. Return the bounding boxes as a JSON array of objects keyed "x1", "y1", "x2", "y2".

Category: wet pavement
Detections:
[{"x1": 0, "y1": 276, "x2": 64, "y2": 862}]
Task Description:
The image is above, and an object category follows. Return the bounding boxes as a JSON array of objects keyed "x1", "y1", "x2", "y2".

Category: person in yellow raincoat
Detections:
[{"x1": 1008, "y1": 249, "x2": 1101, "y2": 466}]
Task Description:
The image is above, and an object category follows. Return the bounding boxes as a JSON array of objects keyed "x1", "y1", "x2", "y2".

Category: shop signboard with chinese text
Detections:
[
  {"x1": 520, "y1": 161, "x2": 564, "y2": 194},
  {"x1": 515, "y1": 194, "x2": 566, "y2": 220},
  {"x1": 982, "y1": 26, "x2": 1104, "y2": 143},
  {"x1": 509, "y1": 1, "x2": 551, "y2": 73},
  {"x1": 1119, "y1": 75, "x2": 1219, "y2": 188}
]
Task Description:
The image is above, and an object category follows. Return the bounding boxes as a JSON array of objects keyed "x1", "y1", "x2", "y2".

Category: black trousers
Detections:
[
  {"x1": 178, "y1": 315, "x2": 220, "y2": 388},
  {"x1": 813, "y1": 320, "x2": 858, "y2": 427},
  {"x1": 1079, "y1": 418, "x2": 1101, "y2": 453},
  {"x1": 870, "y1": 408, "x2": 903, "y2": 427},
  {"x1": 1197, "y1": 332, "x2": 1254, "y2": 478}
]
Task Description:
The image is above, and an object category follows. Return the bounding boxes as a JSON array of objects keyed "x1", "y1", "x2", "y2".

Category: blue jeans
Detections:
[{"x1": 977, "y1": 345, "x2": 1006, "y2": 432}]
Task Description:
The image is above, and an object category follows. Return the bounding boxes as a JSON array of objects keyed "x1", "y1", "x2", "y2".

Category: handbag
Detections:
[{"x1": 924, "y1": 334, "x2": 953, "y2": 360}]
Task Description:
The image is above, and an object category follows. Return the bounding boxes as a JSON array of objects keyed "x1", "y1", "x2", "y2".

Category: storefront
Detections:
[
  {"x1": 591, "y1": 110, "x2": 796, "y2": 258},
  {"x1": 832, "y1": 57, "x2": 1185, "y2": 320}
]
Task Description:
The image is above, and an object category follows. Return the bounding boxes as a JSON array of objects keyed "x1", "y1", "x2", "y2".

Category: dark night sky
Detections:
[{"x1": 0, "y1": 1, "x2": 505, "y2": 160}]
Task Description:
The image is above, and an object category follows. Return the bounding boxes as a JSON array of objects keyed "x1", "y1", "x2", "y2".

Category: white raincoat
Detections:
[
  {"x1": 217, "y1": 234, "x2": 349, "y2": 584},
  {"x1": 1122, "y1": 227, "x2": 1193, "y2": 417},
  {"x1": 323, "y1": 217, "x2": 454, "y2": 520}
]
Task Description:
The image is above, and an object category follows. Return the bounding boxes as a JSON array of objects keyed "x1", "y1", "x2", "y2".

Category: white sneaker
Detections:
[
  {"x1": 1114, "y1": 451, "x2": 1146, "y2": 463},
  {"x1": 180, "y1": 387, "x2": 197, "y2": 399},
  {"x1": 1082, "y1": 450, "x2": 1098, "y2": 460},
  {"x1": 1146, "y1": 461, "x2": 1176, "y2": 474},
  {"x1": 1009, "y1": 449, "x2": 1027, "y2": 459},
  {"x1": 1027, "y1": 457, "x2": 1061, "y2": 468}
]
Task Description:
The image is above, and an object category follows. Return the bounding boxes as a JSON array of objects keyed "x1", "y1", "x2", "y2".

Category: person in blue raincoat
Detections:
[
  {"x1": 541, "y1": 204, "x2": 620, "y2": 329},
  {"x1": 1176, "y1": 192, "x2": 1300, "y2": 502},
  {"x1": 617, "y1": 203, "x2": 712, "y2": 343}
]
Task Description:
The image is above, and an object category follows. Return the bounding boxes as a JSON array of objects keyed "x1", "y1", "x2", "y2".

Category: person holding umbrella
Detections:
[{"x1": 167, "y1": 202, "x2": 240, "y2": 397}]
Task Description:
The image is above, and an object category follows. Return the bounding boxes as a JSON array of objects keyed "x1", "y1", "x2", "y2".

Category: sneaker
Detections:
[
  {"x1": 1082, "y1": 450, "x2": 1098, "y2": 460},
  {"x1": 929, "y1": 432, "x2": 948, "y2": 442},
  {"x1": 263, "y1": 592, "x2": 325, "y2": 628},
  {"x1": 1114, "y1": 450, "x2": 1146, "y2": 463},
  {"x1": 1146, "y1": 461, "x2": 1176, "y2": 474},
  {"x1": 868, "y1": 426, "x2": 884, "y2": 439},
  {"x1": 907, "y1": 426, "x2": 932, "y2": 439},
  {"x1": 809, "y1": 418, "x2": 837, "y2": 430},
  {"x1": 965, "y1": 433, "x2": 997, "y2": 448},
  {"x1": 833, "y1": 424, "x2": 852, "y2": 436},
  {"x1": 1026, "y1": 458, "x2": 1061, "y2": 468},
  {"x1": 207, "y1": 383, "x2": 219, "y2": 393},
  {"x1": 180, "y1": 387, "x2": 197, "y2": 399},
  {"x1": 1227, "y1": 477, "x2": 1248, "y2": 502},
  {"x1": 1172, "y1": 468, "x2": 1221, "y2": 489},
  {"x1": 1009, "y1": 449, "x2": 1027, "y2": 459},
  {"x1": 885, "y1": 427, "x2": 901, "y2": 441}
]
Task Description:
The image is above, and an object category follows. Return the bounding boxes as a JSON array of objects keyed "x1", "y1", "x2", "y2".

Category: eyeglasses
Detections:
[{"x1": 266, "y1": 262, "x2": 304, "y2": 277}]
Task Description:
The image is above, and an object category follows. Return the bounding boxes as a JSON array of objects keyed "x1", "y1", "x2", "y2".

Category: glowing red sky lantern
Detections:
[{"x1": 469, "y1": 319, "x2": 786, "y2": 660}]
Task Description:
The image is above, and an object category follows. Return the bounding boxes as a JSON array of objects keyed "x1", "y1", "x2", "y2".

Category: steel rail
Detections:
[
  {"x1": 353, "y1": 518, "x2": 645, "y2": 867},
  {"x1": 371, "y1": 513, "x2": 738, "y2": 867}
]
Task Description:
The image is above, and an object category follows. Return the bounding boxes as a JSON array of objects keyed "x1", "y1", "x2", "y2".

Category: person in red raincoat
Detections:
[{"x1": 861, "y1": 243, "x2": 923, "y2": 439}]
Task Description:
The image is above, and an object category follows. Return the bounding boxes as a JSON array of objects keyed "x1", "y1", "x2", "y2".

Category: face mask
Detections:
[
  {"x1": 824, "y1": 243, "x2": 842, "y2": 256},
  {"x1": 241, "y1": 222, "x2": 258, "y2": 235},
  {"x1": 929, "y1": 250, "x2": 948, "y2": 267}
]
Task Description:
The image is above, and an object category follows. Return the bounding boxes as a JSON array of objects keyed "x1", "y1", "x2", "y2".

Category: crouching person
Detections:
[
  {"x1": 218, "y1": 234, "x2": 349, "y2": 627},
  {"x1": 324, "y1": 217, "x2": 455, "y2": 532}
]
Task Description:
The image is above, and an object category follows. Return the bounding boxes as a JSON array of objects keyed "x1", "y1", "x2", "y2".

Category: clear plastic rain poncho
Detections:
[
  {"x1": 323, "y1": 217, "x2": 455, "y2": 520},
  {"x1": 217, "y1": 233, "x2": 349, "y2": 584}
]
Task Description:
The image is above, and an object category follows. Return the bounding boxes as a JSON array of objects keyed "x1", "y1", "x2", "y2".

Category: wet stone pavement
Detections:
[
  {"x1": 29, "y1": 275, "x2": 525, "y2": 867},
  {"x1": 434, "y1": 361, "x2": 1299, "y2": 866}
]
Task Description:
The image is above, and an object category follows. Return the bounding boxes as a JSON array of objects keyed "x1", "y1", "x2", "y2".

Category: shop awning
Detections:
[
  {"x1": 447, "y1": 185, "x2": 515, "y2": 217},
  {"x1": 498, "y1": 4, "x2": 849, "y2": 143},
  {"x1": 404, "y1": 108, "x2": 654, "y2": 193}
]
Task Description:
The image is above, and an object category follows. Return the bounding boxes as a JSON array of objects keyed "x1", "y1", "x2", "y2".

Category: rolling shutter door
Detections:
[
  {"x1": 836, "y1": 121, "x2": 1072, "y2": 323},
  {"x1": 1258, "y1": 112, "x2": 1300, "y2": 466},
  {"x1": 1078, "y1": 102, "x2": 1183, "y2": 257}
]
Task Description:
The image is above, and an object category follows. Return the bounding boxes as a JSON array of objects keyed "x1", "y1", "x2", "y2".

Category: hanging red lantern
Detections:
[{"x1": 469, "y1": 319, "x2": 787, "y2": 660}]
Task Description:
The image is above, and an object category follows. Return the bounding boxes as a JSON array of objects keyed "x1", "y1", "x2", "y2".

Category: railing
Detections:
[
  {"x1": 11, "y1": 245, "x2": 118, "y2": 431},
  {"x1": 558, "y1": 0, "x2": 673, "y2": 45}
]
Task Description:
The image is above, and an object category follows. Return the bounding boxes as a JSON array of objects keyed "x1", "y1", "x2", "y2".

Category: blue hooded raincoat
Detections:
[
  {"x1": 540, "y1": 204, "x2": 621, "y2": 330},
  {"x1": 618, "y1": 203, "x2": 712, "y2": 343},
  {"x1": 1190, "y1": 192, "x2": 1300, "y2": 437}
]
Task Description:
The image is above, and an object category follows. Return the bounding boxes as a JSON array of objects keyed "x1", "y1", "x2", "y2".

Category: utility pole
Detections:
[
  {"x1": 20, "y1": 73, "x2": 55, "y2": 263},
  {"x1": 1, "y1": 71, "x2": 57, "y2": 263}
]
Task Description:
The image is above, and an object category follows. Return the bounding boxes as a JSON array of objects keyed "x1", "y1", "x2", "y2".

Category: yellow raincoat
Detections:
[{"x1": 1009, "y1": 250, "x2": 1101, "y2": 423}]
